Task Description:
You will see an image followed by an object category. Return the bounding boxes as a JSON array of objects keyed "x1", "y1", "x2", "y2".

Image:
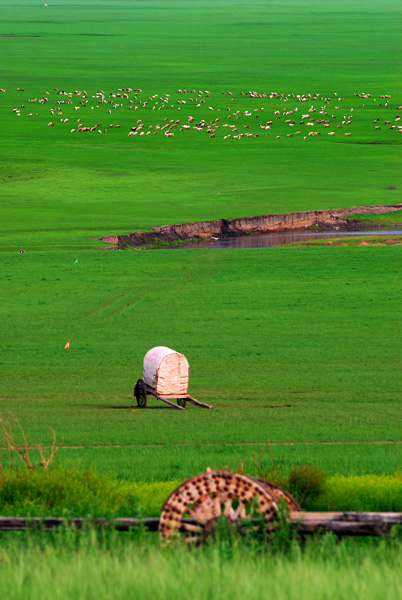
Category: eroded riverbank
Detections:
[{"x1": 99, "y1": 203, "x2": 402, "y2": 249}]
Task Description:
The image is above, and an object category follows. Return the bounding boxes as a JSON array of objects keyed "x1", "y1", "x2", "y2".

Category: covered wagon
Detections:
[{"x1": 133, "y1": 346, "x2": 213, "y2": 410}]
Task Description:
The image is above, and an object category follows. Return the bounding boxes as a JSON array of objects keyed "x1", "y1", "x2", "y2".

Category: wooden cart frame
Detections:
[{"x1": 133, "y1": 378, "x2": 213, "y2": 410}]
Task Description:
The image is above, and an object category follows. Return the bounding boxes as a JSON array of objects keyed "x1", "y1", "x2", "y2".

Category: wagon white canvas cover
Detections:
[{"x1": 142, "y1": 346, "x2": 189, "y2": 397}]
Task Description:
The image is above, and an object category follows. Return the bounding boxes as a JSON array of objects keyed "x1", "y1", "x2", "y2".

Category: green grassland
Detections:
[
  {"x1": 1, "y1": 3, "x2": 402, "y2": 595},
  {"x1": 1, "y1": 531, "x2": 402, "y2": 600},
  {"x1": 347, "y1": 210, "x2": 402, "y2": 226},
  {"x1": 1, "y1": 0, "x2": 402, "y2": 251},
  {"x1": 1, "y1": 0, "x2": 402, "y2": 488},
  {"x1": 1, "y1": 245, "x2": 401, "y2": 480}
]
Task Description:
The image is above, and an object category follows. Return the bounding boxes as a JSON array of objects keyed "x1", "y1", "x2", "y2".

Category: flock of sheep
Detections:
[{"x1": 6, "y1": 87, "x2": 402, "y2": 142}]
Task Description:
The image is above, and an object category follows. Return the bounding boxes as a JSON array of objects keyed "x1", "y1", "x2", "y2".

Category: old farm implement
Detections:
[
  {"x1": 2, "y1": 470, "x2": 401, "y2": 541},
  {"x1": 157, "y1": 470, "x2": 402, "y2": 542},
  {"x1": 158, "y1": 470, "x2": 302, "y2": 542},
  {"x1": 133, "y1": 346, "x2": 213, "y2": 410}
]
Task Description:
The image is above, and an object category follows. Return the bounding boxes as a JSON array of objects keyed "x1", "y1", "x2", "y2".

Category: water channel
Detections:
[{"x1": 170, "y1": 228, "x2": 402, "y2": 250}]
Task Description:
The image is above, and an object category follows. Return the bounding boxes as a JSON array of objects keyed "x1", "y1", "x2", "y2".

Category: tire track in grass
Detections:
[
  {"x1": 80, "y1": 293, "x2": 127, "y2": 319},
  {"x1": 76, "y1": 252, "x2": 215, "y2": 322},
  {"x1": 103, "y1": 252, "x2": 216, "y2": 320},
  {"x1": 6, "y1": 441, "x2": 402, "y2": 450}
]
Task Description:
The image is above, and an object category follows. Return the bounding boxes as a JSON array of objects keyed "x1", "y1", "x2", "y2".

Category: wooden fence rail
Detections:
[
  {"x1": 289, "y1": 512, "x2": 402, "y2": 537},
  {"x1": 1, "y1": 513, "x2": 402, "y2": 536},
  {"x1": 0, "y1": 517, "x2": 160, "y2": 532}
]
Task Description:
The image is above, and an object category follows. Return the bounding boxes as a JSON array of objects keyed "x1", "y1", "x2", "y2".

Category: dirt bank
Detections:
[{"x1": 98, "y1": 203, "x2": 402, "y2": 249}]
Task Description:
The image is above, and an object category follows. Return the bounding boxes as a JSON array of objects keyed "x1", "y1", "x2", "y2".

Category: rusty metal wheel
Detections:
[
  {"x1": 134, "y1": 379, "x2": 147, "y2": 408},
  {"x1": 252, "y1": 478, "x2": 301, "y2": 512},
  {"x1": 159, "y1": 470, "x2": 278, "y2": 543},
  {"x1": 176, "y1": 398, "x2": 187, "y2": 408}
]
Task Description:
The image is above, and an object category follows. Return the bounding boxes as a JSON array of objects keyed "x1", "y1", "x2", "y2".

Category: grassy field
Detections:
[
  {"x1": 347, "y1": 210, "x2": 402, "y2": 226},
  {"x1": 1, "y1": 0, "x2": 401, "y2": 485},
  {"x1": 1, "y1": 531, "x2": 402, "y2": 600},
  {"x1": 1, "y1": 245, "x2": 401, "y2": 480},
  {"x1": 1, "y1": 2, "x2": 402, "y2": 596},
  {"x1": 1, "y1": 0, "x2": 402, "y2": 251}
]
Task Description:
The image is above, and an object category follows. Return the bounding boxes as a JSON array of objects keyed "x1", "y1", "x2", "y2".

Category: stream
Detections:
[{"x1": 169, "y1": 228, "x2": 402, "y2": 250}]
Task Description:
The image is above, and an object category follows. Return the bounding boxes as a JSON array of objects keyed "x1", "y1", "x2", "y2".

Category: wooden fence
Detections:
[{"x1": 1, "y1": 512, "x2": 402, "y2": 536}]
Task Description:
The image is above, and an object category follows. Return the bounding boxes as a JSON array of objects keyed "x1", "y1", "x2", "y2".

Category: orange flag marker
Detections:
[{"x1": 64, "y1": 339, "x2": 70, "y2": 350}]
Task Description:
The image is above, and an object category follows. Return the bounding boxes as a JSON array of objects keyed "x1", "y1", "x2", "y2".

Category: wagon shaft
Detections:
[{"x1": 186, "y1": 395, "x2": 213, "y2": 409}]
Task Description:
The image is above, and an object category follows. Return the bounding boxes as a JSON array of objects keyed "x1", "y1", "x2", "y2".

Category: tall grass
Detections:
[
  {"x1": 0, "y1": 468, "x2": 178, "y2": 517},
  {"x1": 1, "y1": 530, "x2": 402, "y2": 600},
  {"x1": 1, "y1": 466, "x2": 402, "y2": 516},
  {"x1": 322, "y1": 474, "x2": 402, "y2": 512}
]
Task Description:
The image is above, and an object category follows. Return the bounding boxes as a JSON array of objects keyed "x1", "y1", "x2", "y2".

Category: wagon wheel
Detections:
[
  {"x1": 134, "y1": 379, "x2": 147, "y2": 408},
  {"x1": 159, "y1": 470, "x2": 278, "y2": 543},
  {"x1": 176, "y1": 398, "x2": 187, "y2": 408},
  {"x1": 252, "y1": 477, "x2": 301, "y2": 512}
]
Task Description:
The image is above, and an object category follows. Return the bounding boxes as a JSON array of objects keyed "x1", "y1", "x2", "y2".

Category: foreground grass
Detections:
[{"x1": 1, "y1": 532, "x2": 402, "y2": 600}]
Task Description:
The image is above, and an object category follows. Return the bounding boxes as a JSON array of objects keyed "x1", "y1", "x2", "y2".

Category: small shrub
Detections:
[
  {"x1": 287, "y1": 464, "x2": 327, "y2": 507},
  {"x1": 242, "y1": 448, "x2": 327, "y2": 508},
  {"x1": 0, "y1": 415, "x2": 58, "y2": 474}
]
